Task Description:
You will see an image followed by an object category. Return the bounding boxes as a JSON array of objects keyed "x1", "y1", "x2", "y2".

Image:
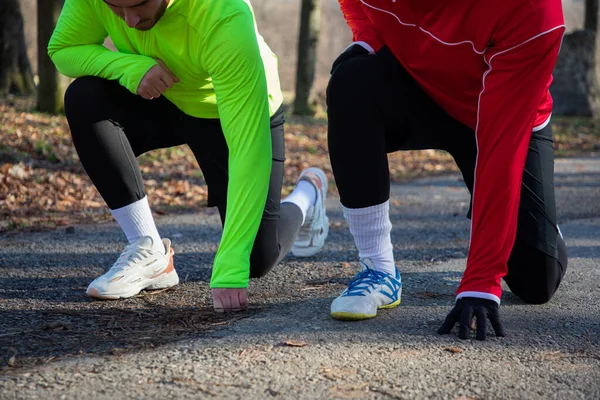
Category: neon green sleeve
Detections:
[
  {"x1": 47, "y1": 0, "x2": 156, "y2": 94},
  {"x1": 202, "y1": 11, "x2": 272, "y2": 288}
]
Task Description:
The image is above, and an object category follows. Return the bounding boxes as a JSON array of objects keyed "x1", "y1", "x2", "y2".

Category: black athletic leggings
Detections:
[
  {"x1": 327, "y1": 46, "x2": 568, "y2": 304},
  {"x1": 64, "y1": 76, "x2": 303, "y2": 278}
]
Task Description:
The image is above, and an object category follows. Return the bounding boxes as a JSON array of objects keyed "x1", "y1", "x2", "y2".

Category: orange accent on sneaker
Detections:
[
  {"x1": 302, "y1": 171, "x2": 323, "y2": 191},
  {"x1": 150, "y1": 246, "x2": 175, "y2": 279},
  {"x1": 164, "y1": 246, "x2": 175, "y2": 274}
]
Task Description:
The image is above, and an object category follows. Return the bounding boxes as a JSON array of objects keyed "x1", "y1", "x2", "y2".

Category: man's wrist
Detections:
[{"x1": 456, "y1": 291, "x2": 501, "y2": 305}]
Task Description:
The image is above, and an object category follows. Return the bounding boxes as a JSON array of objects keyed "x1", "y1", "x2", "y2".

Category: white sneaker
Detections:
[
  {"x1": 330, "y1": 259, "x2": 402, "y2": 320},
  {"x1": 291, "y1": 167, "x2": 329, "y2": 257},
  {"x1": 86, "y1": 236, "x2": 179, "y2": 299}
]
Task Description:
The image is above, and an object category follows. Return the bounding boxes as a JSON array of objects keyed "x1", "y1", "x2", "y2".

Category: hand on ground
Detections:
[
  {"x1": 437, "y1": 297, "x2": 505, "y2": 340},
  {"x1": 212, "y1": 288, "x2": 248, "y2": 313}
]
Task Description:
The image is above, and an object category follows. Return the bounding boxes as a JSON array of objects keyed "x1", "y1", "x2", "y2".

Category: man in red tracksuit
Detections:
[{"x1": 327, "y1": 0, "x2": 568, "y2": 340}]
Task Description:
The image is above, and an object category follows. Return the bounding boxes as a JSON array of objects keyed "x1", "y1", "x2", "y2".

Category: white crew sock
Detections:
[
  {"x1": 281, "y1": 180, "x2": 317, "y2": 224},
  {"x1": 110, "y1": 196, "x2": 164, "y2": 254},
  {"x1": 342, "y1": 200, "x2": 396, "y2": 275}
]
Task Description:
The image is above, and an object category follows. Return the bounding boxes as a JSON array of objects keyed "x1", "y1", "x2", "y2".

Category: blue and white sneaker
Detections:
[{"x1": 330, "y1": 259, "x2": 402, "y2": 320}]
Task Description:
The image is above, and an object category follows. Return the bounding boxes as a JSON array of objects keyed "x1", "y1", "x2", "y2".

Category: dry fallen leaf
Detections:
[
  {"x1": 2, "y1": 99, "x2": 598, "y2": 233},
  {"x1": 321, "y1": 367, "x2": 357, "y2": 381},
  {"x1": 328, "y1": 383, "x2": 369, "y2": 399},
  {"x1": 7, "y1": 355, "x2": 16, "y2": 367},
  {"x1": 280, "y1": 340, "x2": 309, "y2": 347},
  {"x1": 109, "y1": 347, "x2": 126, "y2": 356},
  {"x1": 444, "y1": 347, "x2": 463, "y2": 354},
  {"x1": 42, "y1": 322, "x2": 73, "y2": 331}
]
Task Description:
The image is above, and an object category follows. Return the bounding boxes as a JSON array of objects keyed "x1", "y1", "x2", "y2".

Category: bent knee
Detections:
[
  {"x1": 505, "y1": 250, "x2": 566, "y2": 305},
  {"x1": 327, "y1": 56, "x2": 382, "y2": 105},
  {"x1": 64, "y1": 76, "x2": 115, "y2": 121},
  {"x1": 328, "y1": 55, "x2": 374, "y2": 85},
  {"x1": 510, "y1": 284, "x2": 555, "y2": 305},
  {"x1": 65, "y1": 77, "x2": 101, "y2": 109}
]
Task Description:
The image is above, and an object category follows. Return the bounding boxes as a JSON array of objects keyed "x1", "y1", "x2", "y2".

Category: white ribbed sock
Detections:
[
  {"x1": 281, "y1": 180, "x2": 317, "y2": 224},
  {"x1": 110, "y1": 196, "x2": 164, "y2": 254},
  {"x1": 343, "y1": 200, "x2": 396, "y2": 275}
]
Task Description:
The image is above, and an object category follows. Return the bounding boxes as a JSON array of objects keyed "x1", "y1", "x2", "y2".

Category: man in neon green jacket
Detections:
[{"x1": 48, "y1": 0, "x2": 330, "y2": 311}]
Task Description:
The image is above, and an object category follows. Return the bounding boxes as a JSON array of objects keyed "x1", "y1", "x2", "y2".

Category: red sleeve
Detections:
[
  {"x1": 338, "y1": 0, "x2": 384, "y2": 51},
  {"x1": 457, "y1": 21, "x2": 564, "y2": 302}
]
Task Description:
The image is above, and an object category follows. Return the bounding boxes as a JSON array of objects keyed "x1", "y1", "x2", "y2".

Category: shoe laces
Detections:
[
  {"x1": 111, "y1": 243, "x2": 155, "y2": 272},
  {"x1": 342, "y1": 263, "x2": 393, "y2": 297}
]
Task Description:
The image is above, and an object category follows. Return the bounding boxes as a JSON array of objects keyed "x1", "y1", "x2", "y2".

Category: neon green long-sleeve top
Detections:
[{"x1": 48, "y1": 0, "x2": 284, "y2": 288}]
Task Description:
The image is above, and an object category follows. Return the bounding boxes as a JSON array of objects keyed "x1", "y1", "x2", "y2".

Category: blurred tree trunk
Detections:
[
  {"x1": 293, "y1": 0, "x2": 321, "y2": 116},
  {"x1": 585, "y1": 0, "x2": 598, "y2": 31},
  {"x1": 592, "y1": 4, "x2": 600, "y2": 117},
  {"x1": 0, "y1": 0, "x2": 36, "y2": 99},
  {"x1": 37, "y1": 0, "x2": 67, "y2": 113}
]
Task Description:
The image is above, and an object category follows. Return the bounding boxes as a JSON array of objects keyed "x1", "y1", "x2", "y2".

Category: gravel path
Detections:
[{"x1": 1, "y1": 156, "x2": 599, "y2": 399}]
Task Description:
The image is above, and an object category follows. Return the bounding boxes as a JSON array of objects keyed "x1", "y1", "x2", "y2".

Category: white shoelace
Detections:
[{"x1": 111, "y1": 244, "x2": 155, "y2": 272}]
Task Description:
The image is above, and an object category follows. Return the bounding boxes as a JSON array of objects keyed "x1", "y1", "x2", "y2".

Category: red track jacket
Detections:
[{"x1": 338, "y1": 0, "x2": 565, "y2": 303}]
